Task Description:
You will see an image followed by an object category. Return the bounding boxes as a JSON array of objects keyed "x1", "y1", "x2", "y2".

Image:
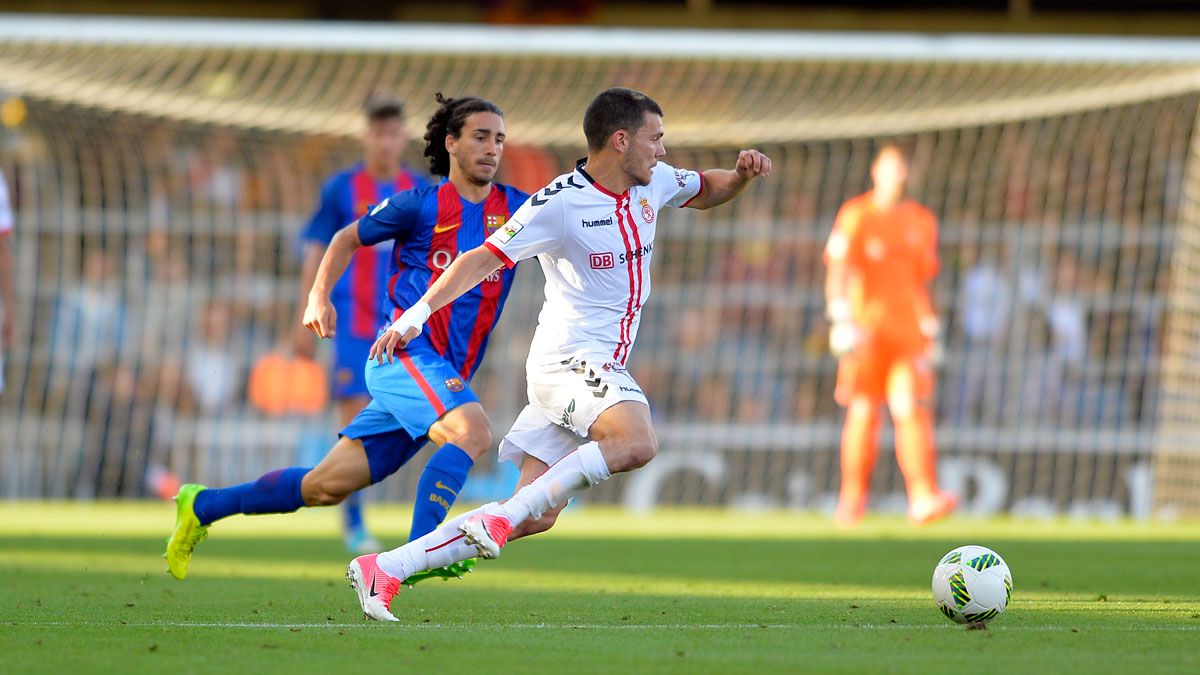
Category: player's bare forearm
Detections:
[
  {"x1": 293, "y1": 243, "x2": 324, "y2": 355},
  {"x1": 297, "y1": 244, "x2": 324, "y2": 307},
  {"x1": 686, "y1": 150, "x2": 773, "y2": 210},
  {"x1": 309, "y1": 223, "x2": 361, "y2": 300},
  {"x1": 371, "y1": 246, "x2": 506, "y2": 362},
  {"x1": 303, "y1": 222, "x2": 361, "y2": 339},
  {"x1": 419, "y1": 246, "x2": 505, "y2": 312}
]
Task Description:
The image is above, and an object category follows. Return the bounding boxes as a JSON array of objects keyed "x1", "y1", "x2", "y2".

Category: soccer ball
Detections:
[{"x1": 931, "y1": 545, "x2": 1012, "y2": 625}]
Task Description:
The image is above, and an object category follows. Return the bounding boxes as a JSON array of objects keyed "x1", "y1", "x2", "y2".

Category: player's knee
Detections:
[
  {"x1": 443, "y1": 424, "x2": 493, "y2": 457},
  {"x1": 609, "y1": 436, "x2": 657, "y2": 473},
  {"x1": 432, "y1": 410, "x2": 494, "y2": 457}
]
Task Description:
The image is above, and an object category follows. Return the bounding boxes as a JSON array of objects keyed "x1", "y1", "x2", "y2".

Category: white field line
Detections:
[{"x1": 10, "y1": 621, "x2": 1200, "y2": 632}]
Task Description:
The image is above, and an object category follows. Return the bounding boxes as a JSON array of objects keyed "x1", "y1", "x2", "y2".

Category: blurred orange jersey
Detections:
[{"x1": 824, "y1": 192, "x2": 938, "y2": 351}]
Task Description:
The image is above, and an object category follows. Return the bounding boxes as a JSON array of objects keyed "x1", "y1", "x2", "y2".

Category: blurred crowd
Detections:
[{"x1": 0, "y1": 116, "x2": 1176, "y2": 497}]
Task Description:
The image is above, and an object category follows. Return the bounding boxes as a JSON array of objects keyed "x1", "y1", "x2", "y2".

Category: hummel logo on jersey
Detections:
[
  {"x1": 590, "y1": 252, "x2": 615, "y2": 269},
  {"x1": 433, "y1": 221, "x2": 461, "y2": 234},
  {"x1": 582, "y1": 216, "x2": 613, "y2": 228},
  {"x1": 530, "y1": 175, "x2": 585, "y2": 206}
]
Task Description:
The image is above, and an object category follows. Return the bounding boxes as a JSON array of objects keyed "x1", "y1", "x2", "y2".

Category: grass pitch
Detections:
[{"x1": 1, "y1": 503, "x2": 1197, "y2": 674}]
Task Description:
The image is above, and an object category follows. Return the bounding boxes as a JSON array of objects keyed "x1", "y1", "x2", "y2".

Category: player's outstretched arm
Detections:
[
  {"x1": 370, "y1": 245, "x2": 506, "y2": 363},
  {"x1": 303, "y1": 223, "x2": 363, "y2": 339},
  {"x1": 684, "y1": 149, "x2": 773, "y2": 211}
]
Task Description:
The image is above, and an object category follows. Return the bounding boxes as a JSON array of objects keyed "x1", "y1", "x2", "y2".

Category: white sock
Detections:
[
  {"x1": 497, "y1": 442, "x2": 611, "y2": 526},
  {"x1": 375, "y1": 502, "x2": 497, "y2": 580}
]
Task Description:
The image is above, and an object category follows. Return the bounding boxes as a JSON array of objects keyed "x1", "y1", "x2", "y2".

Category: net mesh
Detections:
[{"x1": 1, "y1": 23, "x2": 1198, "y2": 516}]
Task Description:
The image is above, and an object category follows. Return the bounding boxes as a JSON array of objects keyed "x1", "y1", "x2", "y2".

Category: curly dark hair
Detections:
[{"x1": 422, "y1": 92, "x2": 504, "y2": 177}]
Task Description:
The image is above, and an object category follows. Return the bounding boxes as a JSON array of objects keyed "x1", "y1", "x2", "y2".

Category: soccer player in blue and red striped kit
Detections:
[
  {"x1": 293, "y1": 95, "x2": 428, "y2": 553},
  {"x1": 165, "y1": 93, "x2": 530, "y2": 581}
]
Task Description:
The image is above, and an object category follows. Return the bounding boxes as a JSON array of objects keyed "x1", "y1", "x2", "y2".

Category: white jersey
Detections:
[{"x1": 485, "y1": 160, "x2": 702, "y2": 366}]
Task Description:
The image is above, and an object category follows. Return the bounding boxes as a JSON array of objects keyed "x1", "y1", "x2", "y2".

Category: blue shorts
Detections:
[
  {"x1": 331, "y1": 332, "x2": 372, "y2": 400},
  {"x1": 340, "y1": 344, "x2": 479, "y2": 482},
  {"x1": 342, "y1": 417, "x2": 427, "y2": 485}
]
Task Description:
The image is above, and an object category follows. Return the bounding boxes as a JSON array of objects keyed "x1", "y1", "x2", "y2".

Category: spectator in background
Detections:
[
  {"x1": 954, "y1": 241, "x2": 1012, "y2": 424},
  {"x1": 51, "y1": 246, "x2": 127, "y2": 389},
  {"x1": 184, "y1": 300, "x2": 244, "y2": 415},
  {"x1": 186, "y1": 128, "x2": 246, "y2": 208},
  {"x1": 1045, "y1": 251, "x2": 1089, "y2": 372},
  {"x1": 79, "y1": 362, "x2": 163, "y2": 498}
]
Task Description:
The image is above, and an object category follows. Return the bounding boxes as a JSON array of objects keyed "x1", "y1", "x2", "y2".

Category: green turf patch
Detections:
[{"x1": 0, "y1": 504, "x2": 1197, "y2": 674}]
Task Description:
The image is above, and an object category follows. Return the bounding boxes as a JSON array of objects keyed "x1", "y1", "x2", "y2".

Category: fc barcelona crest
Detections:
[
  {"x1": 444, "y1": 377, "x2": 465, "y2": 393},
  {"x1": 485, "y1": 214, "x2": 508, "y2": 233}
]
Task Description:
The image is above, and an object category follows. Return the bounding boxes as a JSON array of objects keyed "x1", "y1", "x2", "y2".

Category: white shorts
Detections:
[{"x1": 498, "y1": 354, "x2": 649, "y2": 467}]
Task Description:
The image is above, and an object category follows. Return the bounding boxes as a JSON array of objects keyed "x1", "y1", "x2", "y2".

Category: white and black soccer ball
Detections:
[{"x1": 931, "y1": 545, "x2": 1012, "y2": 625}]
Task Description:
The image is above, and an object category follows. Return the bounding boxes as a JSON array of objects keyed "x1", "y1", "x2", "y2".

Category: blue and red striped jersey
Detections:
[
  {"x1": 357, "y1": 179, "x2": 529, "y2": 380},
  {"x1": 303, "y1": 162, "x2": 429, "y2": 339}
]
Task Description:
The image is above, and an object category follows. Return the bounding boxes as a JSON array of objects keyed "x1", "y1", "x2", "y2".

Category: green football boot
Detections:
[
  {"x1": 403, "y1": 558, "x2": 477, "y2": 587},
  {"x1": 164, "y1": 483, "x2": 209, "y2": 580}
]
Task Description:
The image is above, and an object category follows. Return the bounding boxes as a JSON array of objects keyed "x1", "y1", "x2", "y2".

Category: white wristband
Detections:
[{"x1": 389, "y1": 301, "x2": 432, "y2": 335}]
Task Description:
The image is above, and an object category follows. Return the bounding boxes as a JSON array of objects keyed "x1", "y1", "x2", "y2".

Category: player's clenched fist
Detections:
[
  {"x1": 303, "y1": 295, "x2": 337, "y2": 339},
  {"x1": 735, "y1": 149, "x2": 772, "y2": 179}
]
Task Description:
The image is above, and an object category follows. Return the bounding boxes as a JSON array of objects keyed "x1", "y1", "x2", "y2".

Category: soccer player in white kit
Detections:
[{"x1": 346, "y1": 88, "x2": 772, "y2": 621}]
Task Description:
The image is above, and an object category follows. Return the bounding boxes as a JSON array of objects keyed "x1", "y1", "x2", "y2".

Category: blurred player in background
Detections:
[
  {"x1": 293, "y1": 96, "x2": 428, "y2": 553},
  {"x1": 0, "y1": 167, "x2": 12, "y2": 395},
  {"x1": 345, "y1": 88, "x2": 772, "y2": 621},
  {"x1": 166, "y1": 93, "x2": 532, "y2": 581},
  {"x1": 823, "y1": 144, "x2": 957, "y2": 528}
]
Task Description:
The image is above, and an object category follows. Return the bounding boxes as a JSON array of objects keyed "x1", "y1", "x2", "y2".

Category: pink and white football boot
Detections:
[
  {"x1": 346, "y1": 553, "x2": 402, "y2": 622},
  {"x1": 458, "y1": 513, "x2": 514, "y2": 560}
]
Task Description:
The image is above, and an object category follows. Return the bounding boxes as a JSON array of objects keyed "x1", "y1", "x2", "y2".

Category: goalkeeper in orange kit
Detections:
[{"x1": 823, "y1": 144, "x2": 958, "y2": 527}]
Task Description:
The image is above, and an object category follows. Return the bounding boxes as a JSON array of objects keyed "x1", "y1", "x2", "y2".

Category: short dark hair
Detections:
[
  {"x1": 583, "y1": 87, "x2": 663, "y2": 151},
  {"x1": 363, "y1": 95, "x2": 405, "y2": 123},
  {"x1": 422, "y1": 92, "x2": 504, "y2": 176}
]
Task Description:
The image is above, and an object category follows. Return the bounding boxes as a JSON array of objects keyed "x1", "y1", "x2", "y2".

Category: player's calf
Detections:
[
  {"x1": 508, "y1": 503, "x2": 565, "y2": 542},
  {"x1": 301, "y1": 477, "x2": 353, "y2": 507}
]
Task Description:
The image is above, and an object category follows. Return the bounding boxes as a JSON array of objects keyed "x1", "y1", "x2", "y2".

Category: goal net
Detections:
[{"x1": 1, "y1": 17, "x2": 1198, "y2": 517}]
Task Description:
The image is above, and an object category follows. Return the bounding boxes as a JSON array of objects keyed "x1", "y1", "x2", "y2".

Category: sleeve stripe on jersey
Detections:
[
  {"x1": 681, "y1": 171, "x2": 706, "y2": 208},
  {"x1": 484, "y1": 240, "x2": 516, "y2": 268}
]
